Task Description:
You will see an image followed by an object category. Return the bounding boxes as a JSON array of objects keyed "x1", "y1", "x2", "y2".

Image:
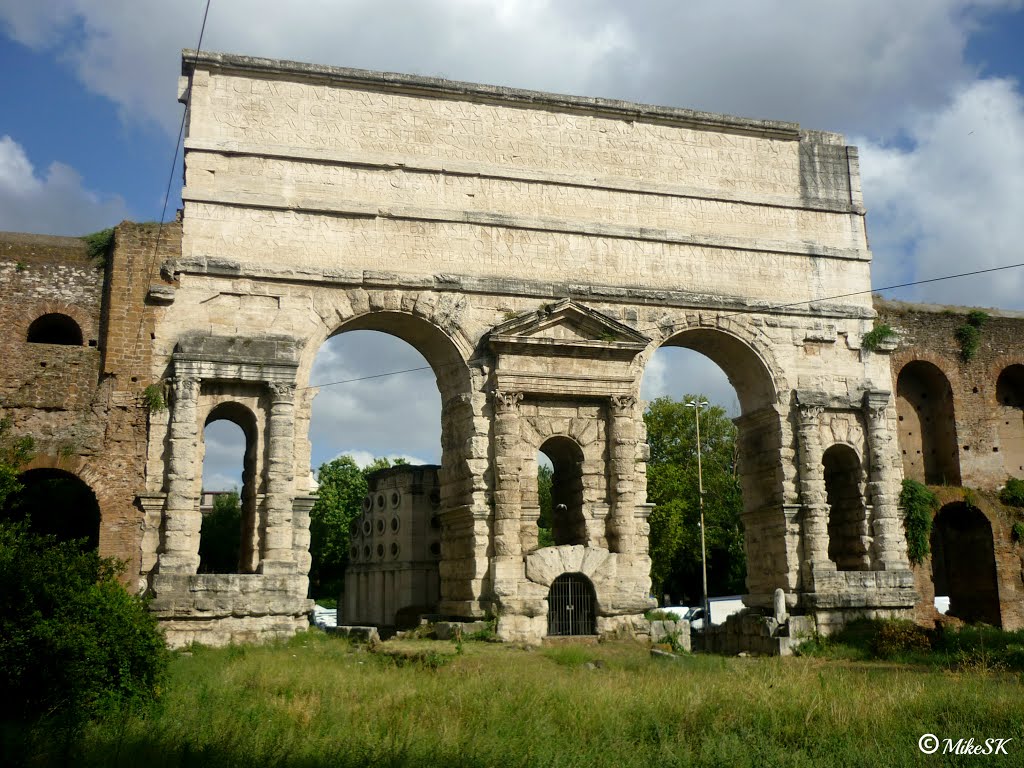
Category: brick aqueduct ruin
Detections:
[{"x1": 2, "y1": 51, "x2": 1023, "y2": 646}]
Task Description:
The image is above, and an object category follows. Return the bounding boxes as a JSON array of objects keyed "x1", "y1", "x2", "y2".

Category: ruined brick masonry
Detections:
[{"x1": 1, "y1": 50, "x2": 1021, "y2": 646}]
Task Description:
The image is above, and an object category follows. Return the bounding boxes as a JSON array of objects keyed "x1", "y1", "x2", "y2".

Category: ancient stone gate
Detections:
[{"x1": 139, "y1": 50, "x2": 916, "y2": 645}]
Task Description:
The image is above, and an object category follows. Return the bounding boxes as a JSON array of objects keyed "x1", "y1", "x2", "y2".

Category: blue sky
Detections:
[{"x1": 2, "y1": 1, "x2": 1023, "y2": 487}]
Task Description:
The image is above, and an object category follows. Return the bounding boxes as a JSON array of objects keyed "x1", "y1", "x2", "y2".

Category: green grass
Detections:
[{"x1": 11, "y1": 630, "x2": 1024, "y2": 767}]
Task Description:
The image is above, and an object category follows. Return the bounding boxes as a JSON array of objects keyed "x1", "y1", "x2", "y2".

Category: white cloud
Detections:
[
  {"x1": 641, "y1": 347, "x2": 740, "y2": 417},
  {"x1": 0, "y1": 135, "x2": 128, "y2": 234},
  {"x1": 858, "y1": 77, "x2": 1024, "y2": 309},
  {"x1": 4, "y1": 1, "x2": 1019, "y2": 138}
]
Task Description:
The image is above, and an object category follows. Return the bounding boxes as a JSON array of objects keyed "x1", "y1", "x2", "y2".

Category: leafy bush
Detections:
[
  {"x1": 999, "y1": 477, "x2": 1024, "y2": 507},
  {"x1": 1012, "y1": 521, "x2": 1024, "y2": 543},
  {"x1": 954, "y1": 310, "x2": 988, "y2": 361},
  {"x1": 898, "y1": 479, "x2": 937, "y2": 564},
  {"x1": 0, "y1": 521, "x2": 168, "y2": 728},
  {"x1": 871, "y1": 620, "x2": 931, "y2": 658}
]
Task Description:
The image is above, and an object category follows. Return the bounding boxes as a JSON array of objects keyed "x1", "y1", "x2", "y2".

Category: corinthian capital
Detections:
[
  {"x1": 269, "y1": 382, "x2": 297, "y2": 401},
  {"x1": 609, "y1": 394, "x2": 637, "y2": 414},
  {"x1": 171, "y1": 376, "x2": 200, "y2": 404},
  {"x1": 492, "y1": 389, "x2": 524, "y2": 413}
]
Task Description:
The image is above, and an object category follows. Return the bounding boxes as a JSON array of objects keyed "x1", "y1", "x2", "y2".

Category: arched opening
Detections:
[
  {"x1": 537, "y1": 437, "x2": 586, "y2": 547},
  {"x1": 996, "y1": 365, "x2": 1024, "y2": 475},
  {"x1": 930, "y1": 502, "x2": 1000, "y2": 626},
  {"x1": 2, "y1": 468, "x2": 100, "y2": 549},
  {"x1": 547, "y1": 572, "x2": 597, "y2": 636},
  {"x1": 641, "y1": 329, "x2": 775, "y2": 606},
  {"x1": 198, "y1": 403, "x2": 259, "y2": 574},
  {"x1": 822, "y1": 444, "x2": 870, "y2": 571},
  {"x1": 896, "y1": 361, "x2": 960, "y2": 485},
  {"x1": 306, "y1": 311, "x2": 472, "y2": 622},
  {"x1": 26, "y1": 313, "x2": 83, "y2": 345}
]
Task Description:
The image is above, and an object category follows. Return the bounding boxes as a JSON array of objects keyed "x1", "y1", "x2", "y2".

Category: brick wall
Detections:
[
  {"x1": 877, "y1": 299, "x2": 1024, "y2": 629},
  {"x1": 0, "y1": 224, "x2": 179, "y2": 585}
]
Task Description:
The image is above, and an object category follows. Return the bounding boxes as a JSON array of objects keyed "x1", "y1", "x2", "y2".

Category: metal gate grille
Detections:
[{"x1": 547, "y1": 573, "x2": 596, "y2": 636}]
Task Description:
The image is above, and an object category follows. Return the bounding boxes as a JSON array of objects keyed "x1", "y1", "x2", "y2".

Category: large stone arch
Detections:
[
  {"x1": 995, "y1": 363, "x2": 1024, "y2": 476},
  {"x1": 896, "y1": 359, "x2": 961, "y2": 485},
  {"x1": 2, "y1": 465, "x2": 101, "y2": 550},
  {"x1": 641, "y1": 321, "x2": 789, "y2": 605},
  {"x1": 301, "y1": 303, "x2": 487, "y2": 617}
]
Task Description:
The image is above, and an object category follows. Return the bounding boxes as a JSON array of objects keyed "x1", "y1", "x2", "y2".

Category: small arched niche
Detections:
[
  {"x1": 896, "y1": 361, "x2": 960, "y2": 485},
  {"x1": 822, "y1": 444, "x2": 870, "y2": 571},
  {"x1": 27, "y1": 313, "x2": 83, "y2": 346},
  {"x1": 538, "y1": 436, "x2": 586, "y2": 547}
]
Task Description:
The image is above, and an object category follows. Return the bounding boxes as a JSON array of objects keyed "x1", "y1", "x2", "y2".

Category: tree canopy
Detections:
[
  {"x1": 308, "y1": 455, "x2": 407, "y2": 600},
  {"x1": 644, "y1": 396, "x2": 745, "y2": 605}
]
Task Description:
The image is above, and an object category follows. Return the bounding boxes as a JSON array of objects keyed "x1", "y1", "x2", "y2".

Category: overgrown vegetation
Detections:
[
  {"x1": 898, "y1": 478, "x2": 937, "y2": 564},
  {"x1": 14, "y1": 632, "x2": 1024, "y2": 767},
  {"x1": 954, "y1": 309, "x2": 988, "y2": 361},
  {"x1": 798, "y1": 618, "x2": 1024, "y2": 673},
  {"x1": 141, "y1": 383, "x2": 166, "y2": 412},
  {"x1": 0, "y1": 417, "x2": 34, "y2": 508},
  {"x1": 860, "y1": 323, "x2": 896, "y2": 351},
  {"x1": 999, "y1": 477, "x2": 1024, "y2": 507},
  {"x1": 81, "y1": 227, "x2": 115, "y2": 267}
]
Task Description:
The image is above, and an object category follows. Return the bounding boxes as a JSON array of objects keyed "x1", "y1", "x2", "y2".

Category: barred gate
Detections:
[{"x1": 547, "y1": 573, "x2": 597, "y2": 636}]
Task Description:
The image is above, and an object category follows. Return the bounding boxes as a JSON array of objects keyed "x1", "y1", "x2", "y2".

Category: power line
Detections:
[
  {"x1": 127, "y1": 0, "x2": 212, "y2": 373},
  {"x1": 304, "y1": 260, "x2": 1024, "y2": 390}
]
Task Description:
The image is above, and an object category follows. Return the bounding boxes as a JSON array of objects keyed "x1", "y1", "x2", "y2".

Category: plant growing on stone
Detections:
[
  {"x1": 999, "y1": 477, "x2": 1024, "y2": 507},
  {"x1": 860, "y1": 323, "x2": 896, "y2": 351},
  {"x1": 954, "y1": 310, "x2": 988, "y2": 362},
  {"x1": 898, "y1": 479, "x2": 937, "y2": 565},
  {"x1": 141, "y1": 383, "x2": 166, "y2": 413},
  {"x1": 1012, "y1": 521, "x2": 1024, "y2": 543},
  {"x1": 81, "y1": 227, "x2": 115, "y2": 267}
]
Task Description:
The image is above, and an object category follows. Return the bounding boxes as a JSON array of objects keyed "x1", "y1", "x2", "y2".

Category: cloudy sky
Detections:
[{"x1": 2, "y1": 1, "x2": 1022, "y2": 488}]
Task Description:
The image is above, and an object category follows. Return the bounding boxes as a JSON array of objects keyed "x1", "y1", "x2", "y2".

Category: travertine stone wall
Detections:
[{"x1": 130, "y1": 49, "x2": 917, "y2": 644}]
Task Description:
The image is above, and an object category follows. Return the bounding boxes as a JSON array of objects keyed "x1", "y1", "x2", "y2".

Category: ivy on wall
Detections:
[
  {"x1": 899, "y1": 478, "x2": 938, "y2": 565},
  {"x1": 954, "y1": 310, "x2": 989, "y2": 362},
  {"x1": 861, "y1": 323, "x2": 896, "y2": 351}
]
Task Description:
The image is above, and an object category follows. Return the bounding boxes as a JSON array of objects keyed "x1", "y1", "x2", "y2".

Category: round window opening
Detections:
[
  {"x1": 430, "y1": 541, "x2": 441, "y2": 557},
  {"x1": 350, "y1": 546, "x2": 358, "y2": 560},
  {"x1": 362, "y1": 496, "x2": 372, "y2": 513},
  {"x1": 377, "y1": 543, "x2": 385, "y2": 559},
  {"x1": 362, "y1": 520, "x2": 372, "y2": 536},
  {"x1": 390, "y1": 491, "x2": 400, "y2": 508},
  {"x1": 376, "y1": 518, "x2": 385, "y2": 534},
  {"x1": 430, "y1": 515, "x2": 441, "y2": 530},
  {"x1": 391, "y1": 516, "x2": 400, "y2": 533},
  {"x1": 363, "y1": 545, "x2": 371, "y2": 559},
  {"x1": 376, "y1": 493, "x2": 386, "y2": 510},
  {"x1": 390, "y1": 542, "x2": 399, "y2": 558}
]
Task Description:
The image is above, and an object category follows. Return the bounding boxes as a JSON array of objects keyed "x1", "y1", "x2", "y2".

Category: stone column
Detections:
[
  {"x1": 158, "y1": 376, "x2": 202, "y2": 574},
  {"x1": 260, "y1": 382, "x2": 297, "y2": 573},
  {"x1": 863, "y1": 390, "x2": 910, "y2": 570},
  {"x1": 607, "y1": 394, "x2": 638, "y2": 554},
  {"x1": 491, "y1": 389, "x2": 524, "y2": 603},
  {"x1": 796, "y1": 395, "x2": 832, "y2": 585}
]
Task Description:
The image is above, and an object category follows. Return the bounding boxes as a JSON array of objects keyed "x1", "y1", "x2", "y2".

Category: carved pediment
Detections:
[{"x1": 489, "y1": 299, "x2": 649, "y2": 356}]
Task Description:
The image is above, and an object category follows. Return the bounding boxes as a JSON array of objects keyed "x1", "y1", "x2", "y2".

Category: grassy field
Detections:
[{"x1": 14, "y1": 630, "x2": 1024, "y2": 768}]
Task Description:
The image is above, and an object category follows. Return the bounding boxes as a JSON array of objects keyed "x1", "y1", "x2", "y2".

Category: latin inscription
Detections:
[
  {"x1": 185, "y1": 203, "x2": 870, "y2": 305},
  {"x1": 186, "y1": 154, "x2": 862, "y2": 252},
  {"x1": 195, "y1": 74, "x2": 801, "y2": 198}
]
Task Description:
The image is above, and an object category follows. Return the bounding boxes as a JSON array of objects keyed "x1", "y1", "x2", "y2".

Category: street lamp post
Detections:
[{"x1": 686, "y1": 398, "x2": 710, "y2": 629}]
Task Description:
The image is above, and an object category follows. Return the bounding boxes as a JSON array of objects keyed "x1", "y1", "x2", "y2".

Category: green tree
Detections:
[
  {"x1": 644, "y1": 396, "x2": 745, "y2": 604},
  {"x1": 536, "y1": 463, "x2": 555, "y2": 548},
  {"x1": 198, "y1": 490, "x2": 241, "y2": 573},
  {"x1": 308, "y1": 455, "x2": 409, "y2": 600}
]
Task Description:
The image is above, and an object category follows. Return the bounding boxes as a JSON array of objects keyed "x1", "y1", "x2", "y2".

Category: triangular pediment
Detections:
[{"x1": 489, "y1": 299, "x2": 649, "y2": 352}]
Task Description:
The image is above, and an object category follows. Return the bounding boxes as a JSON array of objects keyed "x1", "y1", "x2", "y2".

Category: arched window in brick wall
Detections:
[
  {"x1": 26, "y1": 313, "x2": 83, "y2": 345},
  {"x1": 2, "y1": 468, "x2": 100, "y2": 550},
  {"x1": 996, "y1": 365, "x2": 1024, "y2": 476},
  {"x1": 822, "y1": 444, "x2": 871, "y2": 571},
  {"x1": 896, "y1": 361, "x2": 961, "y2": 485},
  {"x1": 931, "y1": 502, "x2": 1000, "y2": 626}
]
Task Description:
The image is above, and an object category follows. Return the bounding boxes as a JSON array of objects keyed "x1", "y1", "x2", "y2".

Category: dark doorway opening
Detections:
[
  {"x1": 547, "y1": 572, "x2": 597, "y2": 636},
  {"x1": 2, "y1": 468, "x2": 100, "y2": 549},
  {"x1": 931, "y1": 502, "x2": 1000, "y2": 626}
]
